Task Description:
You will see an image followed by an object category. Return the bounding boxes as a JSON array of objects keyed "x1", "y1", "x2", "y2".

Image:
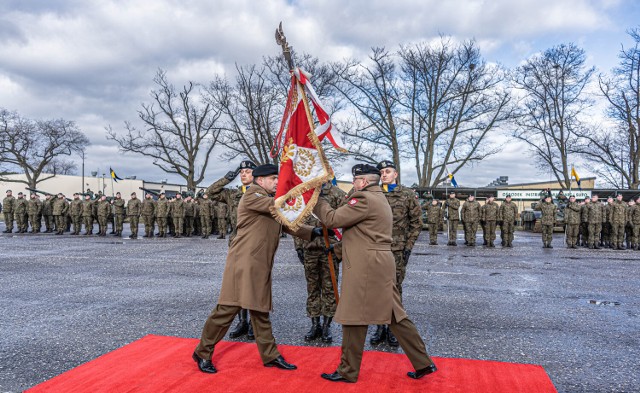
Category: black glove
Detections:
[
  {"x1": 403, "y1": 249, "x2": 411, "y2": 263},
  {"x1": 323, "y1": 244, "x2": 334, "y2": 255},
  {"x1": 296, "y1": 248, "x2": 305, "y2": 264},
  {"x1": 224, "y1": 166, "x2": 241, "y2": 181},
  {"x1": 311, "y1": 227, "x2": 335, "y2": 239}
]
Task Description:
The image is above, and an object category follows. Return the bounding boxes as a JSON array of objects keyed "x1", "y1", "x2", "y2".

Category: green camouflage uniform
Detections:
[
  {"x1": 141, "y1": 197, "x2": 156, "y2": 237},
  {"x1": 97, "y1": 199, "x2": 110, "y2": 236},
  {"x1": 481, "y1": 201, "x2": 499, "y2": 246},
  {"x1": 52, "y1": 197, "x2": 69, "y2": 234},
  {"x1": 184, "y1": 200, "x2": 194, "y2": 236},
  {"x1": 610, "y1": 199, "x2": 627, "y2": 249},
  {"x1": 498, "y1": 200, "x2": 519, "y2": 247},
  {"x1": 586, "y1": 202, "x2": 605, "y2": 248},
  {"x1": 172, "y1": 198, "x2": 185, "y2": 237},
  {"x1": 70, "y1": 197, "x2": 83, "y2": 235},
  {"x1": 206, "y1": 178, "x2": 249, "y2": 244},
  {"x1": 27, "y1": 196, "x2": 42, "y2": 233},
  {"x1": 425, "y1": 202, "x2": 443, "y2": 245},
  {"x1": 443, "y1": 197, "x2": 460, "y2": 245},
  {"x1": 113, "y1": 197, "x2": 126, "y2": 234},
  {"x1": 193, "y1": 202, "x2": 201, "y2": 236},
  {"x1": 2, "y1": 195, "x2": 15, "y2": 232},
  {"x1": 631, "y1": 203, "x2": 640, "y2": 250},
  {"x1": 602, "y1": 203, "x2": 613, "y2": 247},
  {"x1": 564, "y1": 201, "x2": 582, "y2": 247},
  {"x1": 155, "y1": 196, "x2": 169, "y2": 237},
  {"x1": 81, "y1": 199, "x2": 94, "y2": 234},
  {"x1": 214, "y1": 202, "x2": 228, "y2": 239},
  {"x1": 534, "y1": 200, "x2": 557, "y2": 247},
  {"x1": 579, "y1": 201, "x2": 590, "y2": 246},
  {"x1": 42, "y1": 196, "x2": 54, "y2": 232},
  {"x1": 461, "y1": 199, "x2": 481, "y2": 246},
  {"x1": 625, "y1": 203, "x2": 634, "y2": 249},
  {"x1": 14, "y1": 196, "x2": 28, "y2": 233},
  {"x1": 198, "y1": 198, "x2": 214, "y2": 237},
  {"x1": 294, "y1": 184, "x2": 345, "y2": 318},
  {"x1": 127, "y1": 197, "x2": 142, "y2": 238}
]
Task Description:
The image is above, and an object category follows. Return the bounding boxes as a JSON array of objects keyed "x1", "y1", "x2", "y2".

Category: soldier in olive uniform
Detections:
[
  {"x1": 141, "y1": 193, "x2": 156, "y2": 238},
  {"x1": 564, "y1": 195, "x2": 582, "y2": 248},
  {"x1": 97, "y1": 196, "x2": 110, "y2": 236},
  {"x1": 199, "y1": 194, "x2": 214, "y2": 239},
  {"x1": 206, "y1": 160, "x2": 256, "y2": 340},
  {"x1": 52, "y1": 193, "x2": 69, "y2": 235},
  {"x1": 155, "y1": 193, "x2": 169, "y2": 237},
  {"x1": 112, "y1": 192, "x2": 126, "y2": 236},
  {"x1": 294, "y1": 183, "x2": 345, "y2": 344},
  {"x1": 481, "y1": 196, "x2": 499, "y2": 247},
  {"x1": 193, "y1": 198, "x2": 202, "y2": 236},
  {"x1": 579, "y1": 197, "x2": 590, "y2": 247},
  {"x1": 461, "y1": 195, "x2": 481, "y2": 246},
  {"x1": 313, "y1": 164, "x2": 437, "y2": 383},
  {"x1": 81, "y1": 195, "x2": 94, "y2": 235},
  {"x1": 14, "y1": 192, "x2": 28, "y2": 233},
  {"x1": 172, "y1": 194, "x2": 185, "y2": 238},
  {"x1": 425, "y1": 200, "x2": 443, "y2": 245},
  {"x1": 625, "y1": 200, "x2": 634, "y2": 249},
  {"x1": 42, "y1": 195, "x2": 54, "y2": 232},
  {"x1": 27, "y1": 193, "x2": 42, "y2": 233},
  {"x1": 184, "y1": 196, "x2": 194, "y2": 237},
  {"x1": 498, "y1": 195, "x2": 519, "y2": 247},
  {"x1": 586, "y1": 195, "x2": 605, "y2": 249},
  {"x1": 632, "y1": 197, "x2": 640, "y2": 250},
  {"x1": 610, "y1": 194, "x2": 627, "y2": 250},
  {"x1": 443, "y1": 191, "x2": 460, "y2": 246},
  {"x1": 69, "y1": 193, "x2": 83, "y2": 235},
  {"x1": 602, "y1": 197, "x2": 614, "y2": 248},
  {"x1": 3, "y1": 190, "x2": 16, "y2": 233},
  {"x1": 127, "y1": 192, "x2": 142, "y2": 239},
  {"x1": 534, "y1": 195, "x2": 557, "y2": 248},
  {"x1": 167, "y1": 197, "x2": 175, "y2": 236},
  {"x1": 214, "y1": 202, "x2": 228, "y2": 239}
]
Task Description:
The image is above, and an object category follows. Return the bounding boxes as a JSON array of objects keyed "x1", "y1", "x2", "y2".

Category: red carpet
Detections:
[{"x1": 27, "y1": 335, "x2": 556, "y2": 392}]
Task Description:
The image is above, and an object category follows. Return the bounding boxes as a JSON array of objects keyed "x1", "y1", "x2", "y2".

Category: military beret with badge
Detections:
[
  {"x1": 352, "y1": 164, "x2": 380, "y2": 177},
  {"x1": 252, "y1": 164, "x2": 278, "y2": 177},
  {"x1": 376, "y1": 160, "x2": 396, "y2": 170}
]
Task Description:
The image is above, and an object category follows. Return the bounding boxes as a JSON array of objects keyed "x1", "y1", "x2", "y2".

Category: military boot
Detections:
[
  {"x1": 321, "y1": 316, "x2": 333, "y2": 343},
  {"x1": 304, "y1": 317, "x2": 322, "y2": 341},
  {"x1": 228, "y1": 309, "x2": 249, "y2": 338},
  {"x1": 386, "y1": 327, "x2": 399, "y2": 347},
  {"x1": 369, "y1": 325, "x2": 387, "y2": 345},
  {"x1": 620, "y1": 243, "x2": 626, "y2": 250}
]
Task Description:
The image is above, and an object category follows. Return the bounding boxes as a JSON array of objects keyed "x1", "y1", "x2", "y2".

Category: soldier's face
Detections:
[
  {"x1": 380, "y1": 168, "x2": 398, "y2": 185},
  {"x1": 592, "y1": 196, "x2": 598, "y2": 202},
  {"x1": 240, "y1": 169, "x2": 254, "y2": 185},
  {"x1": 257, "y1": 175, "x2": 278, "y2": 193},
  {"x1": 617, "y1": 195, "x2": 622, "y2": 201},
  {"x1": 352, "y1": 176, "x2": 367, "y2": 191}
]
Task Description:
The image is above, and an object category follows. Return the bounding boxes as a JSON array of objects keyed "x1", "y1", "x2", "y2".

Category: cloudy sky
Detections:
[{"x1": 1, "y1": 0, "x2": 638, "y2": 188}]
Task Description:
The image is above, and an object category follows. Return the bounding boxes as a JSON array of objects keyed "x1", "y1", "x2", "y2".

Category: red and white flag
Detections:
[{"x1": 271, "y1": 68, "x2": 345, "y2": 229}]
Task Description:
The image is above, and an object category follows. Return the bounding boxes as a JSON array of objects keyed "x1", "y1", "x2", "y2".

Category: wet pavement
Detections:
[{"x1": 0, "y1": 225, "x2": 638, "y2": 392}]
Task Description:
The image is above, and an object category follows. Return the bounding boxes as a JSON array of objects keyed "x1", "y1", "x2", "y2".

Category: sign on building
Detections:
[{"x1": 497, "y1": 190, "x2": 592, "y2": 200}]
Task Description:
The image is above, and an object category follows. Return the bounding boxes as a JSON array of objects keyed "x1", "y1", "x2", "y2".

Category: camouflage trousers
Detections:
[
  {"x1": 129, "y1": 216, "x2": 140, "y2": 236},
  {"x1": 447, "y1": 220, "x2": 459, "y2": 244},
  {"x1": 3, "y1": 212, "x2": 13, "y2": 231},
  {"x1": 200, "y1": 216, "x2": 212, "y2": 236},
  {"x1": 588, "y1": 223, "x2": 602, "y2": 246},
  {"x1": 156, "y1": 217, "x2": 167, "y2": 235},
  {"x1": 611, "y1": 223, "x2": 625, "y2": 246},
  {"x1": 173, "y1": 217, "x2": 183, "y2": 235},
  {"x1": 500, "y1": 221, "x2": 515, "y2": 245},
  {"x1": 428, "y1": 223, "x2": 438, "y2": 244},
  {"x1": 625, "y1": 223, "x2": 634, "y2": 245},
  {"x1": 602, "y1": 223, "x2": 612, "y2": 244},
  {"x1": 633, "y1": 225, "x2": 640, "y2": 247},
  {"x1": 184, "y1": 216, "x2": 193, "y2": 235},
  {"x1": 483, "y1": 221, "x2": 497, "y2": 243},
  {"x1": 71, "y1": 215, "x2": 82, "y2": 234},
  {"x1": 580, "y1": 222, "x2": 589, "y2": 245},
  {"x1": 15, "y1": 213, "x2": 28, "y2": 232},
  {"x1": 303, "y1": 249, "x2": 338, "y2": 318},
  {"x1": 541, "y1": 224, "x2": 553, "y2": 245},
  {"x1": 393, "y1": 250, "x2": 408, "y2": 298},
  {"x1": 98, "y1": 216, "x2": 108, "y2": 235},
  {"x1": 28, "y1": 214, "x2": 40, "y2": 232},
  {"x1": 463, "y1": 221, "x2": 478, "y2": 245},
  {"x1": 565, "y1": 224, "x2": 580, "y2": 247},
  {"x1": 115, "y1": 214, "x2": 124, "y2": 233},
  {"x1": 54, "y1": 215, "x2": 65, "y2": 234},
  {"x1": 142, "y1": 215, "x2": 155, "y2": 235},
  {"x1": 44, "y1": 215, "x2": 54, "y2": 231},
  {"x1": 83, "y1": 216, "x2": 93, "y2": 234}
]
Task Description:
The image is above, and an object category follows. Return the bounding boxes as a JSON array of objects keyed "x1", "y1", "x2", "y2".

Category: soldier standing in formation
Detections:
[
  {"x1": 42, "y1": 195, "x2": 54, "y2": 233},
  {"x1": 443, "y1": 191, "x2": 460, "y2": 246},
  {"x1": 97, "y1": 196, "x2": 110, "y2": 236},
  {"x1": 14, "y1": 192, "x2": 28, "y2": 233},
  {"x1": 171, "y1": 194, "x2": 185, "y2": 238},
  {"x1": 184, "y1": 196, "x2": 194, "y2": 237},
  {"x1": 535, "y1": 195, "x2": 557, "y2": 248},
  {"x1": 3, "y1": 190, "x2": 15, "y2": 233},
  {"x1": 82, "y1": 195, "x2": 94, "y2": 235},
  {"x1": 579, "y1": 197, "x2": 590, "y2": 247},
  {"x1": 313, "y1": 164, "x2": 437, "y2": 383},
  {"x1": 610, "y1": 194, "x2": 627, "y2": 250},
  {"x1": 461, "y1": 195, "x2": 481, "y2": 246},
  {"x1": 70, "y1": 193, "x2": 83, "y2": 235},
  {"x1": 632, "y1": 196, "x2": 640, "y2": 250},
  {"x1": 27, "y1": 193, "x2": 41, "y2": 233},
  {"x1": 193, "y1": 164, "x2": 319, "y2": 374},
  {"x1": 369, "y1": 160, "x2": 422, "y2": 347},
  {"x1": 112, "y1": 192, "x2": 125, "y2": 236},
  {"x1": 198, "y1": 194, "x2": 213, "y2": 239},
  {"x1": 498, "y1": 195, "x2": 519, "y2": 247},
  {"x1": 52, "y1": 193, "x2": 69, "y2": 235},
  {"x1": 127, "y1": 192, "x2": 142, "y2": 239},
  {"x1": 602, "y1": 197, "x2": 614, "y2": 247},
  {"x1": 564, "y1": 195, "x2": 581, "y2": 248},
  {"x1": 425, "y1": 200, "x2": 443, "y2": 245},
  {"x1": 587, "y1": 194, "x2": 605, "y2": 249},
  {"x1": 294, "y1": 182, "x2": 345, "y2": 344},
  {"x1": 155, "y1": 192, "x2": 169, "y2": 237},
  {"x1": 207, "y1": 160, "x2": 256, "y2": 339},
  {"x1": 214, "y1": 202, "x2": 228, "y2": 239},
  {"x1": 481, "y1": 196, "x2": 499, "y2": 247},
  {"x1": 141, "y1": 193, "x2": 156, "y2": 238}
]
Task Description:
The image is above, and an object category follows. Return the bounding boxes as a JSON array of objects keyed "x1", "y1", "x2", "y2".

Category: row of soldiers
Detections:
[
  {"x1": 1, "y1": 190, "x2": 231, "y2": 239},
  {"x1": 537, "y1": 193, "x2": 640, "y2": 250}
]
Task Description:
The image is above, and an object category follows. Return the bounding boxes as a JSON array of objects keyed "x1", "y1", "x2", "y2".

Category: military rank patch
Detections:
[{"x1": 348, "y1": 198, "x2": 358, "y2": 205}]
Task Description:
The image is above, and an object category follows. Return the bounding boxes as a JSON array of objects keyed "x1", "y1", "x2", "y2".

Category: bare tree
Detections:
[
  {"x1": 399, "y1": 38, "x2": 511, "y2": 187},
  {"x1": 0, "y1": 108, "x2": 89, "y2": 189},
  {"x1": 511, "y1": 43, "x2": 595, "y2": 189},
  {"x1": 575, "y1": 29, "x2": 640, "y2": 189},
  {"x1": 107, "y1": 69, "x2": 223, "y2": 191}
]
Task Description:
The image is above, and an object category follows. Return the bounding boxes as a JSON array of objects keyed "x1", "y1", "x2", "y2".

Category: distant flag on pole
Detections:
[
  {"x1": 571, "y1": 166, "x2": 581, "y2": 190},
  {"x1": 448, "y1": 172, "x2": 458, "y2": 188},
  {"x1": 110, "y1": 167, "x2": 123, "y2": 183}
]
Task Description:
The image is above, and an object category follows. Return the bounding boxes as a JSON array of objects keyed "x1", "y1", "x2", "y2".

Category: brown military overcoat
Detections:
[
  {"x1": 217, "y1": 184, "x2": 312, "y2": 313},
  {"x1": 313, "y1": 184, "x2": 407, "y2": 326}
]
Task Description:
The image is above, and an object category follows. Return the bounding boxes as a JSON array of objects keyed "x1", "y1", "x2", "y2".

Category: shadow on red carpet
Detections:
[{"x1": 27, "y1": 335, "x2": 557, "y2": 392}]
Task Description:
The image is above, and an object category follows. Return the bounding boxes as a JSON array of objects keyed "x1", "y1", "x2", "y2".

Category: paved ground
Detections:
[{"x1": 0, "y1": 224, "x2": 638, "y2": 393}]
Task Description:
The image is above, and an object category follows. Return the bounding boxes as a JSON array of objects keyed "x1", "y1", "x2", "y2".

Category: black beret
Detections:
[
  {"x1": 240, "y1": 160, "x2": 257, "y2": 170},
  {"x1": 252, "y1": 164, "x2": 278, "y2": 177},
  {"x1": 505, "y1": 194, "x2": 512, "y2": 198},
  {"x1": 352, "y1": 164, "x2": 380, "y2": 177},
  {"x1": 376, "y1": 160, "x2": 396, "y2": 170},
  {"x1": 18, "y1": 192, "x2": 24, "y2": 195},
  {"x1": 6, "y1": 190, "x2": 11, "y2": 193}
]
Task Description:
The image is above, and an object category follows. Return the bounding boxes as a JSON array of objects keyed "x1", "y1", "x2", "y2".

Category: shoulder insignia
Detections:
[
  {"x1": 254, "y1": 193, "x2": 263, "y2": 197},
  {"x1": 348, "y1": 198, "x2": 358, "y2": 206}
]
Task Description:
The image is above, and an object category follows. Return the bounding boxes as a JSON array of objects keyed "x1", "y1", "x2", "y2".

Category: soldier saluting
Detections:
[
  {"x1": 535, "y1": 194, "x2": 557, "y2": 248},
  {"x1": 461, "y1": 195, "x2": 481, "y2": 246},
  {"x1": 443, "y1": 191, "x2": 460, "y2": 246}
]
